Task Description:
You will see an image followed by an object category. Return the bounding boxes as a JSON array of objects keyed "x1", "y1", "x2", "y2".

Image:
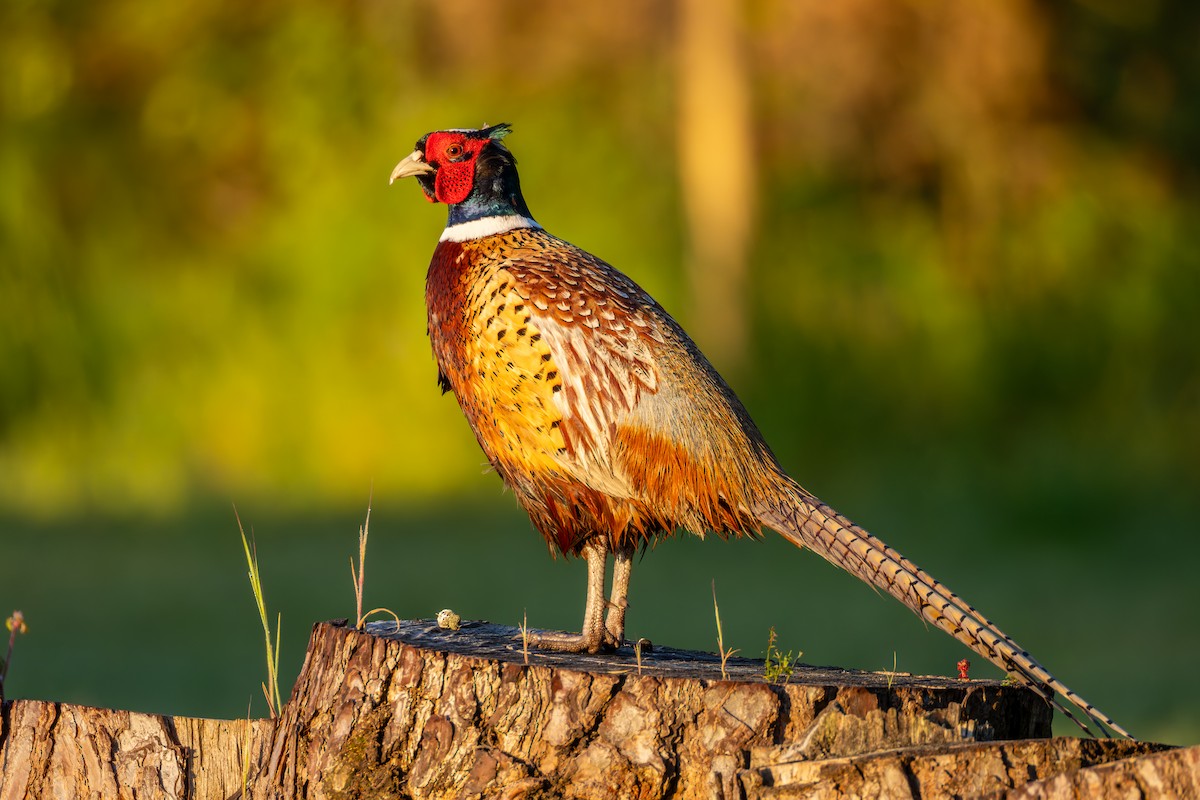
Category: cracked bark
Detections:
[
  {"x1": 740, "y1": 738, "x2": 1171, "y2": 799},
  {"x1": 0, "y1": 620, "x2": 1189, "y2": 799},
  {"x1": 0, "y1": 701, "x2": 271, "y2": 799}
]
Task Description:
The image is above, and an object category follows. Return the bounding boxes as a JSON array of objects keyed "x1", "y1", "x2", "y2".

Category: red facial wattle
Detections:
[{"x1": 423, "y1": 132, "x2": 486, "y2": 205}]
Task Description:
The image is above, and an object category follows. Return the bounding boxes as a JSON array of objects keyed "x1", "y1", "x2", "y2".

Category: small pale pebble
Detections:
[{"x1": 436, "y1": 609, "x2": 461, "y2": 630}]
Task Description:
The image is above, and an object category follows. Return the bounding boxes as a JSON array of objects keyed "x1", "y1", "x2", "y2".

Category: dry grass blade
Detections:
[
  {"x1": 519, "y1": 610, "x2": 530, "y2": 666},
  {"x1": 351, "y1": 496, "x2": 372, "y2": 629},
  {"x1": 240, "y1": 699, "x2": 254, "y2": 796},
  {"x1": 712, "y1": 580, "x2": 738, "y2": 680},
  {"x1": 356, "y1": 607, "x2": 401, "y2": 630}
]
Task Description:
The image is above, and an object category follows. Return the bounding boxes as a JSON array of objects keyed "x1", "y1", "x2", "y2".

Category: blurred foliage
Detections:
[{"x1": 2, "y1": 0, "x2": 1198, "y2": 514}]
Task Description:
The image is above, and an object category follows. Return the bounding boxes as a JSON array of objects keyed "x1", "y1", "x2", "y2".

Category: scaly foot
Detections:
[
  {"x1": 521, "y1": 627, "x2": 611, "y2": 654},
  {"x1": 603, "y1": 597, "x2": 628, "y2": 649},
  {"x1": 604, "y1": 546, "x2": 634, "y2": 649}
]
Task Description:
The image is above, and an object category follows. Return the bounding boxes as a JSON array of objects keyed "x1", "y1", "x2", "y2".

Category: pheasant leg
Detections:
[
  {"x1": 604, "y1": 546, "x2": 633, "y2": 647},
  {"x1": 526, "y1": 539, "x2": 610, "y2": 653}
]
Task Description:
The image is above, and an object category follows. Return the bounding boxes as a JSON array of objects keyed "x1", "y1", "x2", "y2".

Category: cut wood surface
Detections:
[{"x1": 0, "y1": 619, "x2": 1188, "y2": 799}]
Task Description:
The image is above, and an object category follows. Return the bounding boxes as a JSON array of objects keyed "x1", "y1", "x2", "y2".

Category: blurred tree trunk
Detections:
[{"x1": 676, "y1": 0, "x2": 757, "y2": 374}]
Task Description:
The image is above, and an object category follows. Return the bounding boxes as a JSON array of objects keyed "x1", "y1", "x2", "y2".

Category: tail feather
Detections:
[{"x1": 756, "y1": 476, "x2": 1131, "y2": 739}]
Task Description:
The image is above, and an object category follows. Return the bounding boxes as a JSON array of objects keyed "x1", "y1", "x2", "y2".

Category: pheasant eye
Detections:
[{"x1": 445, "y1": 143, "x2": 465, "y2": 159}]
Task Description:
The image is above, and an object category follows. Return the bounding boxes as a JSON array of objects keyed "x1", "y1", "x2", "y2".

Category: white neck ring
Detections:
[{"x1": 440, "y1": 215, "x2": 540, "y2": 242}]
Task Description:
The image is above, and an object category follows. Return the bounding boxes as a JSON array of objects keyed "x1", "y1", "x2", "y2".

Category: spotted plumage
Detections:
[
  {"x1": 389, "y1": 123, "x2": 1130, "y2": 739},
  {"x1": 425, "y1": 225, "x2": 773, "y2": 555}
]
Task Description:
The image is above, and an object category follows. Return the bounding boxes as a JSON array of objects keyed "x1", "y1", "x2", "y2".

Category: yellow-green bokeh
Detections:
[{"x1": 1, "y1": 0, "x2": 1198, "y2": 743}]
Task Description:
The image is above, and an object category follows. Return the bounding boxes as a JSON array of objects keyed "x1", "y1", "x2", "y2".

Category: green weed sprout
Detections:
[
  {"x1": 762, "y1": 626, "x2": 800, "y2": 684},
  {"x1": 237, "y1": 510, "x2": 283, "y2": 718}
]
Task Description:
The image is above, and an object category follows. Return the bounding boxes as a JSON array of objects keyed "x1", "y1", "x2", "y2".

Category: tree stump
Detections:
[
  {"x1": 0, "y1": 700, "x2": 272, "y2": 799},
  {"x1": 258, "y1": 619, "x2": 1050, "y2": 798},
  {"x1": 0, "y1": 619, "x2": 1187, "y2": 799}
]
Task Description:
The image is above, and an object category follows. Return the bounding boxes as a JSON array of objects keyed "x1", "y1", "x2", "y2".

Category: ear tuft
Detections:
[{"x1": 481, "y1": 122, "x2": 513, "y2": 141}]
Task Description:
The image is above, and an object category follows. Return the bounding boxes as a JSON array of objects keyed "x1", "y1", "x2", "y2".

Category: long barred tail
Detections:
[{"x1": 756, "y1": 475, "x2": 1131, "y2": 739}]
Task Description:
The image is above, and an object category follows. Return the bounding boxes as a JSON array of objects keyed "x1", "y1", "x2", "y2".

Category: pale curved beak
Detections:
[{"x1": 389, "y1": 150, "x2": 435, "y2": 184}]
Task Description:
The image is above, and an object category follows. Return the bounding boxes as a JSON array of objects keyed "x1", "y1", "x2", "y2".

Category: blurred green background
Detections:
[{"x1": 2, "y1": 0, "x2": 1198, "y2": 744}]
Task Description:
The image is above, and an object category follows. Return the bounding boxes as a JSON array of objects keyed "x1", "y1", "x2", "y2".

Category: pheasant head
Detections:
[{"x1": 390, "y1": 123, "x2": 534, "y2": 229}]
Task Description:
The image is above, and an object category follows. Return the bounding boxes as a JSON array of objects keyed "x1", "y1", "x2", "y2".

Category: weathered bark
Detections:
[
  {"x1": 0, "y1": 699, "x2": 271, "y2": 799},
  {"x1": 740, "y1": 738, "x2": 1168, "y2": 799},
  {"x1": 996, "y1": 743, "x2": 1200, "y2": 800},
  {"x1": 256, "y1": 619, "x2": 1049, "y2": 798},
  {"x1": 0, "y1": 619, "x2": 1187, "y2": 799}
]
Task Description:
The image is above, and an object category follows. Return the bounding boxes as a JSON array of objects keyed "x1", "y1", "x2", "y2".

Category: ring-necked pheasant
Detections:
[{"x1": 389, "y1": 123, "x2": 1130, "y2": 738}]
